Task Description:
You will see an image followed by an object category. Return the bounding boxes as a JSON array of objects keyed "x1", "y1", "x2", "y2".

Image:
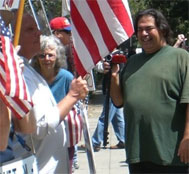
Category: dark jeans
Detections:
[{"x1": 129, "y1": 162, "x2": 189, "y2": 174}]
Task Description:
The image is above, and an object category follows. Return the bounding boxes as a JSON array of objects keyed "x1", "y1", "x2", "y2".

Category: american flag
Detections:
[
  {"x1": 0, "y1": 15, "x2": 33, "y2": 119},
  {"x1": 70, "y1": 0, "x2": 134, "y2": 76}
]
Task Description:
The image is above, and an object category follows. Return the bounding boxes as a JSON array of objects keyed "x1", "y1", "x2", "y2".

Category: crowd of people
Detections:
[
  {"x1": 0, "y1": 11, "x2": 88, "y2": 174},
  {"x1": 0, "y1": 6, "x2": 189, "y2": 174}
]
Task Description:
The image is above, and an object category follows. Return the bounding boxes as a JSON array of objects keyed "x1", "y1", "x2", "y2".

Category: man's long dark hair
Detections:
[{"x1": 134, "y1": 8, "x2": 174, "y2": 45}]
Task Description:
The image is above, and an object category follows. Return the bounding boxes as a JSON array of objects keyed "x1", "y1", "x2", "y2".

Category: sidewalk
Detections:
[{"x1": 74, "y1": 90, "x2": 130, "y2": 174}]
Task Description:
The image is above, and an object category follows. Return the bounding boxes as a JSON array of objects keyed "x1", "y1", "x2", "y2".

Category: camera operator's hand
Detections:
[
  {"x1": 102, "y1": 60, "x2": 120, "y2": 77},
  {"x1": 103, "y1": 61, "x2": 111, "y2": 74}
]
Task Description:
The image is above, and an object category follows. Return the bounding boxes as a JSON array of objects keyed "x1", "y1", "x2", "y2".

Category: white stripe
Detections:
[
  {"x1": 5, "y1": 96, "x2": 26, "y2": 118},
  {"x1": 0, "y1": 83, "x2": 6, "y2": 94},
  {"x1": 75, "y1": 112, "x2": 81, "y2": 142},
  {"x1": 122, "y1": 0, "x2": 134, "y2": 28},
  {"x1": 97, "y1": 0, "x2": 129, "y2": 45},
  {"x1": 73, "y1": 0, "x2": 109, "y2": 58},
  {"x1": 72, "y1": 24, "x2": 95, "y2": 73}
]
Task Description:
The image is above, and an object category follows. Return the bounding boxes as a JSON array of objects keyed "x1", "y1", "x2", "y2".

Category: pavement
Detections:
[{"x1": 74, "y1": 90, "x2": 130, "y2": 174}]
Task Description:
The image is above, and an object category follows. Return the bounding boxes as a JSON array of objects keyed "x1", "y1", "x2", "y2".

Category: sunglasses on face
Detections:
[{"x1": 38, "y1": 53, "x2": 55, "y2": 59}]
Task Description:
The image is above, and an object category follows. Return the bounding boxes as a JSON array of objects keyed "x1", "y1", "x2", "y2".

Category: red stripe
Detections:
[
  {"x1": 71, "y1": 1, "x2": 101, "y2": 65},
  {"x1": 107, "y1": 0, "x2": 134, "y2": 37},
  {"x1": 0, "y1": 58, "x2": 5, "y2": 69},
  {"x1": 0, "y1": 75, "x2": 6, "y2": 91},
  {"x1": 73, "y1": 108, "x2": 78, "y2": 143},
  {"x1": 68, "y1": 113, "x2": 73, "y2": 147},
  {"x1": 73, "y1": 48, "x2": 87, "y2": 77},
  {"x1": 87, "y1": 0, "x2": 117, "y2": 52}
]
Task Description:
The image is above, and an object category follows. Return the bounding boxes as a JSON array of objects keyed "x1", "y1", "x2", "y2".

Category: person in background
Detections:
[
  {"x1": 92, "y1": 59, "x2": 125, "y2": 152},
  {"x1": 173, "y1": 34, "x2": 187, "y2": 48},
  {"x1": 173, "y1": 34, "x2": 188, "y2": 51},
  {"x1": 11, "y1": 12, "x2": 88, "y2": 174},
  {"x1": 31, "y1": 34, "x2": 80, "y2": 173},
  {"x1": 110, "y1": 8, "x2": 189, "y2": 173},
  {"x1": 50, "y1": 16, "x2": 77, "y2": 76}
]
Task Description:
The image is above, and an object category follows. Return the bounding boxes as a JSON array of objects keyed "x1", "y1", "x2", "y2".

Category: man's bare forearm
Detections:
[
  {"x1": 12, "y1": 111, "x2": 36, "y2": 134},
  {"x1": 0, "y1": 99, "x2": 10, "y2": 151}
]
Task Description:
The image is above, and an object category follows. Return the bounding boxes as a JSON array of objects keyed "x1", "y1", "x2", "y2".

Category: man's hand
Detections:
[
  {"x1": 178, "y1": 136, "x2": 189, "y2": 164},
  {"x1": 103, "y1": 61, "x2": 120, "y2": 77},
  {"x1": 178, "y1": 103, "x2": 189, "y2": 164},
  {"x1": 69, "y1": 76, "x2": 89, "y2": 100}
]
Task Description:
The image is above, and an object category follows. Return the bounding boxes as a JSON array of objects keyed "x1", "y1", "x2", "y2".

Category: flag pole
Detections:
[{"x1": 13, "y1": 0, "x2": 25, "y2": 47}]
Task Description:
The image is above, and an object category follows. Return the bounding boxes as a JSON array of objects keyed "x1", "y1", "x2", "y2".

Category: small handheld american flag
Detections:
[{"x1": 0, "y1": 15, "x2": 33, "y2": 119}]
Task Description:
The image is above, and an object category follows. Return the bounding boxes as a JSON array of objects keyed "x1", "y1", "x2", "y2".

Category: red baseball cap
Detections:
[{"x1": 50, "y1": 17, "x2": 71, "y2": 31}]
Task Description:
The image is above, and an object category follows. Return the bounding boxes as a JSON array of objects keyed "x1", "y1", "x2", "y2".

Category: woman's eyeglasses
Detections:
[{"x1": 38, "y1": 53, "x2": 55, "y2": 59}]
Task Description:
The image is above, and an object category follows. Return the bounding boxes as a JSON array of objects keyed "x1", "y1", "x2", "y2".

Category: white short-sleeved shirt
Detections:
[{"x1": 13, "y1": 59, "x2": 69, "y2": 174}]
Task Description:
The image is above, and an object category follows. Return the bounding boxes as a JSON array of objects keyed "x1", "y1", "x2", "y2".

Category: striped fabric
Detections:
[
  {"x1": 0, "y1": 15, "x2": 33, "y2": 119},
  {"x1": 65, "y1": 105, "x2": 83, "y2": 147},
  {"x1": 3, "y1": 0, "x2": 14, "y2": 8},
  {"x1": 70, "y1": 0, "x2": 134, "y2": 76}
]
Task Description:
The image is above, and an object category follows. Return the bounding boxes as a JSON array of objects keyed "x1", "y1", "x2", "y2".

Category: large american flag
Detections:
[
  {"x1": 0, "y1": 15, "x2": 33, "y2": 119},
  {"x1": 70, "y1": 0, "x2": 134, "y2": 76}
]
